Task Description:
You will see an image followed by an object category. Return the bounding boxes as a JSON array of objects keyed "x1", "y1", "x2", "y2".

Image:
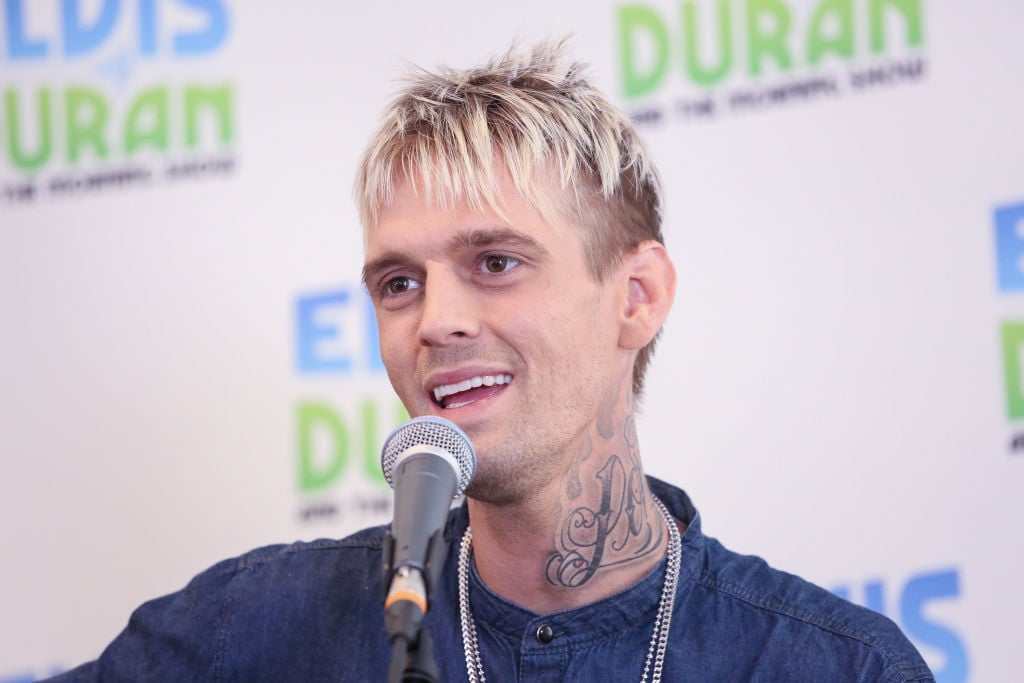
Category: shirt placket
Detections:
[{"x1": 516, "y1": 618, "x2": 571, "y2": 682}]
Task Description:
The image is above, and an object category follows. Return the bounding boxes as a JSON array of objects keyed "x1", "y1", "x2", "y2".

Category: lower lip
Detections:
[{"x1": 439, "y1": 383, "x2": 509, "y2": 410}]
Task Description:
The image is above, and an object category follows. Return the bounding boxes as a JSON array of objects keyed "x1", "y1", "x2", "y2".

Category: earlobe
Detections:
[{"x1": 619, "y1": 241, "x2": 676, "y2": 350}]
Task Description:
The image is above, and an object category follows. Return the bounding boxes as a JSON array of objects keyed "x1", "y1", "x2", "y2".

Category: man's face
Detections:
[{"x1": 363, "y1": 171, "x2": 634, "y2": 503}]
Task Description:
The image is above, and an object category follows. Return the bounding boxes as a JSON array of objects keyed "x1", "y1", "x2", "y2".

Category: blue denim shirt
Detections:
[{"x1": 51, "y1": 478, "x2": 934, "y2": 682}]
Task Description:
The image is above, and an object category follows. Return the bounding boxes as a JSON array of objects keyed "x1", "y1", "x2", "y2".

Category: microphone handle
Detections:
[
  {"x1": 383, "y1": 452, "x2": 458, "y2": 641},
  {"x1": 390, "y1": 452, "x2": 459, "y2": 571}
]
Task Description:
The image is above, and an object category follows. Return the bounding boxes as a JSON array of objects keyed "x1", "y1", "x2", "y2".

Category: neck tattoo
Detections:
[{"x1": 457, "y1": 496, "x2": 682, "y2": 683}]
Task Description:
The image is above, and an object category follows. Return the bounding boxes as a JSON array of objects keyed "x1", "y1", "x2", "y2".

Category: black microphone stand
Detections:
[{"x1": 389, "y1": 627, "x2": 439, "y2": 683}]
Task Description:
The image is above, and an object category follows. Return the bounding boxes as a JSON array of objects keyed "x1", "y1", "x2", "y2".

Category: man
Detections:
[{"x1": 52, "y1": 41, "x2": 934, "y2": 681}]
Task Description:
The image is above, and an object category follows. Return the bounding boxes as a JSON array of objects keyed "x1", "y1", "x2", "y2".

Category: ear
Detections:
[{"x1": 618, "y1": 240, "x2": 676, "y2": 351}]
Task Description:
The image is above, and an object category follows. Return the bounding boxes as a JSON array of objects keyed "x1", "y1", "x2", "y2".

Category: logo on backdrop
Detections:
[
  {"x1": 0, "y1": 668, "x2": 65, "y2": 682},
  {"x1": 833, "y1": 567, "x2": 968, "y2": 683},
  {"x1": 1, "y1": 0, "x2": 236, "y2": 205},
  {"x1": 292, "y1": 286, "x2": 407, "y2": 524},
  {"x1": 616, "y1": 0, "x2": 927, "y2": 126},
  {"x1": 993, "y1": 199, "x2": 1024, "y2": 453}
]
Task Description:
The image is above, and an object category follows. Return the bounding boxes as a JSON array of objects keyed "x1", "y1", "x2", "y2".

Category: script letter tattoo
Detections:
[{"x1": 546, "y1": 450, "x2": 662, "y2": 588}]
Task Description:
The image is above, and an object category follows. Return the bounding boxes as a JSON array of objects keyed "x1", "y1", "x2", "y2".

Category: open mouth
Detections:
[{"x1": 432, "y1": 374, "x2": 512, "y2": 409}]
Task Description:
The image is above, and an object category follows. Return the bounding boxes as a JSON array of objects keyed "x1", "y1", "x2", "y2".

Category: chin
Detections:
[
  {"x1": 463, "y1": 450, "x2": 540, "y2": 506},
  {"x1": 465, "y1": 478, "x2": 523, "y2": 507}
]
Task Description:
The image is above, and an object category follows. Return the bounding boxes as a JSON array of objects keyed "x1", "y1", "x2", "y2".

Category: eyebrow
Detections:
[
  {"x1": 361, "y1": 253, "x2": 406, "y2": 289},
  {"x1": 450, "y1": 227, "x2": 549, "y2": 254},
  {"x1": 362, "y1": 227, "x2": 550, "y2": 287}
]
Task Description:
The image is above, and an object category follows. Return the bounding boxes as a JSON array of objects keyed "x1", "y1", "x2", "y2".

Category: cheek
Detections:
[
  {"x1": 376, "y1": 320, "x2": 416, "y2": 382},
  {"x1": 525, "y1": 291, "x2": 610, "y2": 365}
]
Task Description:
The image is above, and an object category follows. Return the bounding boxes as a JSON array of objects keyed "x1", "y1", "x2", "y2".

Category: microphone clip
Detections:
[{"x1": 381, "y1": 526, "x2": 448, "y2": 640}]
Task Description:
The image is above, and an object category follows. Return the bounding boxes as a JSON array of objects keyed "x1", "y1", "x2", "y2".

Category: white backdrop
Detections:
[{"x1": 2, "y1": 2, "x2": 1020, "y2": 681}]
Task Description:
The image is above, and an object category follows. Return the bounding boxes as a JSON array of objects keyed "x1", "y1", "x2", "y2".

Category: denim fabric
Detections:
[{"x1": 48, "y1": 478, "x2": 934, "y2": 682}]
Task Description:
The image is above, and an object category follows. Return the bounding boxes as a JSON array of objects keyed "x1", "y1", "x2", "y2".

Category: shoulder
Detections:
[
  {"x1": 648, "y1": 477, "x2": 932, "y2": 681},
  {"x1": 63, "y1": 524, "x2": 395, "y2": 681},
  {"x1": 229, "y1": 522, "x2": 388, "y2": 570},
  {"x1": 180, "y1": 522, "x2": 391, "y2": 597},
  {"x1": 694, "y1": 536, "x2": 934, "y2": 682}
]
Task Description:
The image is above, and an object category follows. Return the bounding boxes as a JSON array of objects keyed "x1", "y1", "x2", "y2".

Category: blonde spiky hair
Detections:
[{"x1": 354, "y1": 38, "x2": 665, "y2": 396}]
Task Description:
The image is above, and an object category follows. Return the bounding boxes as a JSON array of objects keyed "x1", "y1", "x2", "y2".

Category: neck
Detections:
[{"x1": 465, "y1": 411, "x2": 669, "y2": 614}]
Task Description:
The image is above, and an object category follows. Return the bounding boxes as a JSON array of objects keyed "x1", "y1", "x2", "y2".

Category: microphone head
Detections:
[{"x1": 381, "y1": 416, "x2": 477, "y2": 496}]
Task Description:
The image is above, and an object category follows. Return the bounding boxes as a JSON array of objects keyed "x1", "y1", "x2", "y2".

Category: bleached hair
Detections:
[{"x1": 354, "y1": 38, "x2": 665, "y2": 397}]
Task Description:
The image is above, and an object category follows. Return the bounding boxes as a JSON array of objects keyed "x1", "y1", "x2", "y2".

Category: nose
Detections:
[{"x1": 417, "y1": 262, "x2": 481, "y2": 346}]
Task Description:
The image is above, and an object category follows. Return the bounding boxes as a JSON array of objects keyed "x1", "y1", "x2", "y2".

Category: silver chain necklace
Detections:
[{"x1": 457, "y1": 496, "x2": 682, "y2": 683}]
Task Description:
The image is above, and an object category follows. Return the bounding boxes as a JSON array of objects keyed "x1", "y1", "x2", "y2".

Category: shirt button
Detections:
[{"x1": 536, "y1": 624, "x2": 555, "y2": 644}]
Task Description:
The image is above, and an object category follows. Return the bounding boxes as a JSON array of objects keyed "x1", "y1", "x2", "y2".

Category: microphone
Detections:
[{"x1": 380, "y1": 416, "x2": 477, "y2": 645}]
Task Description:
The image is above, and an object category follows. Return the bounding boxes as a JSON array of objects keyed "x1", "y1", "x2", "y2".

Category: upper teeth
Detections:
[{"x1": 433, "y1": 374, "x2": 512, "y2": 402}]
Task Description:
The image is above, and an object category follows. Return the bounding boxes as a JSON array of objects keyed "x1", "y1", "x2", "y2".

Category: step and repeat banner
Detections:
[{"x1": 1, "y1": 2, "x2": 1020, "y2": 681}]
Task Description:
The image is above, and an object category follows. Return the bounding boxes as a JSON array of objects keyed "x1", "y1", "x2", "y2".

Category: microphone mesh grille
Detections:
[{"x1": 381, "y1": 416, "x2": 477, "y2": 495}]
